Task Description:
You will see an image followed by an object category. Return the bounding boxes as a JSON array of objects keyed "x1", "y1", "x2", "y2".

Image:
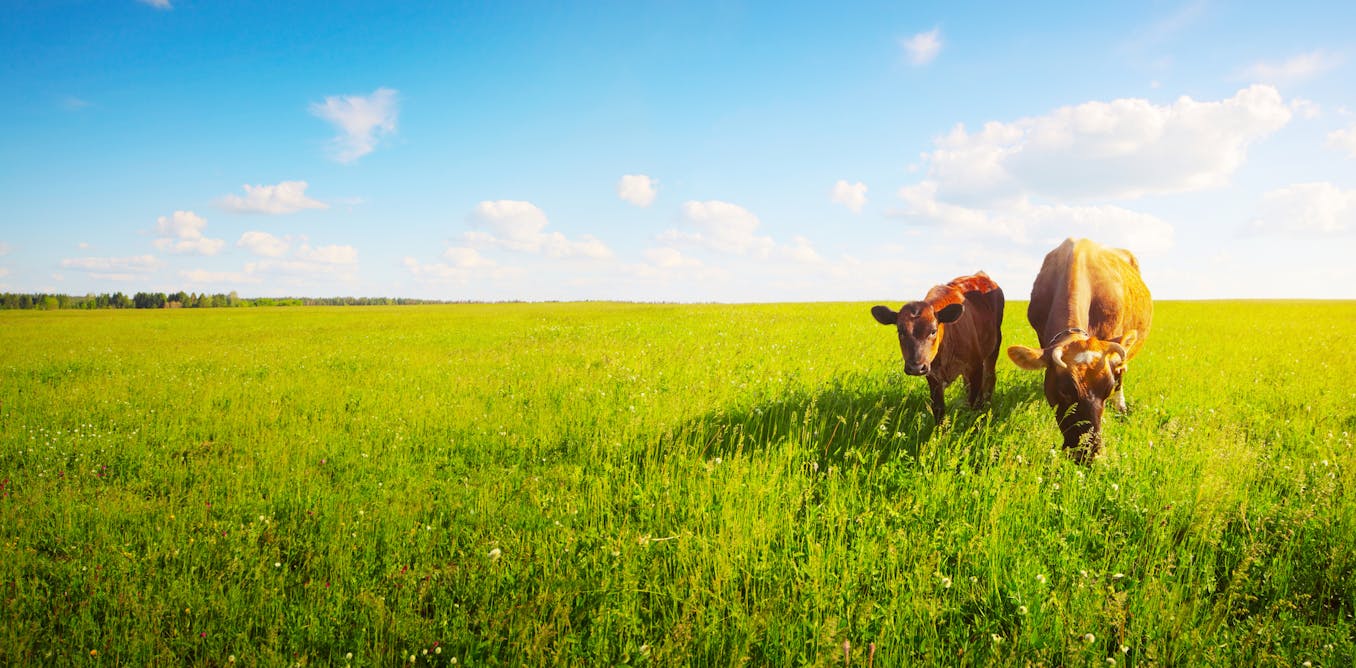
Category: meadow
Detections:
[{"x1": 1, "y1": 300, "x2": 1353, "y2": 666}]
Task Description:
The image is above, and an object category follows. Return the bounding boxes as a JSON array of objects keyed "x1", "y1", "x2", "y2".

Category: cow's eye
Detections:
[{"x1": 929, "y1": 329, "x2": 938, "y2": 337}]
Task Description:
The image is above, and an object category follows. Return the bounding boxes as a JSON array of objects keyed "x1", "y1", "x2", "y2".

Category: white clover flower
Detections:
[
  {"x1": 940, "y1": 576, "x2": 952, "y2": 589},
  {"x1": 487, "y1": 547, "x2": 502, "y2": 560},
  {"x1": 1018, "y1": 605, "x2": 1028, "y2": 615},
  {"x1": 1082, "y1": 633, "x2": 1096, "y2": 644},
  {"x1": 1036, "y1": 574, "x2": 1047, "y2": 584}
]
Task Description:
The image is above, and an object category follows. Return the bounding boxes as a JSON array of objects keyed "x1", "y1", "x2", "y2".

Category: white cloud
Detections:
[
  {"x1": 1290, "y1": 98, "x2": 1322, "y2": 119},
  {"x1": 180, "y1": 269, "x2": 260, "y2": 285},
  {"x1": 153, "y1": 210, "x2": 225, "y2": 255},
  {"x1": 310, "y1": 88, "x2": 399, "y2": 164},
  {"x1": 902, "y1": 28, "x2": 942, "y2": 66},
  {"x1": 1246, "y1": 182, "x2": 1356, "y2": 235},
  {"x1": 0, "y1": 242, "x2": 9, "y2": 256},
  {"x1": 920, "y1": 85, "x2": 1291, "y2": 205},
  {"x1": 403, "y1": 250, "x2": 509, "y2": 284},
  {"x1": 137, "y1": 0, "x2": 172, "y2": 9},
  {"x1": 466, "y1": 200, "x2": 614, "y2": 259},
  {"x1": 237, "y1": 231, "x2": 292, "y2": 258},
  {"x1": 661, "y1": 200, "x2": 824, "y2": 263},
  {"x1": 218, "y1": 181, "x2": 328, "y2": 214},
  {"x1": 898, "y1": 182, "x2": 1175, "y2": 252},
  {"x1": 665, "y1": 200, "x2": 776, "y2": 256},
  {"x1": 831, "y1": 180, "x2": 868, "y2": 213},
  {"x1": 442, "y1": 246, "x2": 496, "y2": 268},
  {"x1": 295, "y1": 243, "x2": 358, "y2": 265},
  {"x1": 781, "y1": 236, "x2": 824, "y2": 263},
  {"x1": 643, "y1": 247, "x2": 702, "y2": 269},
  {"x1": 60, "y1": 255, "x2": 160, "y2": 272},
  {"x1": 1240, "y1": 50, "x2": 1342, "y2": 85},
  {"x1": 617, "y1": 174, "x2": 657, "y2": 207},
  {"x1": 1328, "y1": 124, "x2": 1356, "y2": 158}
]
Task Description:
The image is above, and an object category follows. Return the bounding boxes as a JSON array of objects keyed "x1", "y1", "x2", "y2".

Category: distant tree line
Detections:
[{"x1": 0, "y1": 291, "x2": 450, "y2": 310}]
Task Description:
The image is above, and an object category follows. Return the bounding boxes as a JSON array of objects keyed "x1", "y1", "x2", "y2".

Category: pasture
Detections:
[{"x1": 1, "y1": 301, "x2": 1353, "y2": 666}]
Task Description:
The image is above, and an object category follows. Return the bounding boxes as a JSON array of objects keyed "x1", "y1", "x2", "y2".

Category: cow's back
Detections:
[{"x1": 1028, "y1": 238, "x2": 1151, "y2": 358}]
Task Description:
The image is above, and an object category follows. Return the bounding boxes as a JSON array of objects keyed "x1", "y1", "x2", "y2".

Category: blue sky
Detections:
[{"x1": 2, "y1": 1, "x2": 1354, "y2": 300}]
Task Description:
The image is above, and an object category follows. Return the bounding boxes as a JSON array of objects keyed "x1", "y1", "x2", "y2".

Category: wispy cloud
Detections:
[
  {"x1": 1245, "y1": 182, "x2": 1356, "y2": 235},
  {"x1": 60, "y1": 96, "x2": 92, "y2": 111},
  {"x1": 137, "y1": 0, "x2": 172, "y2": 10},
  {"x1": 218, "y1": 180, "x2": 328, "y2": 214},
  {"x1": 617, "y1": 174, "x2": 657, "y2": 207},
  {"x1": 832, "y1": 180, "x2": 868, "y2": 213},
  {"x1": 902, "y1": 28, "x2": 942, "y2": 66},
  {"x1": 60, "y1": 255, "x2": 161, "y2": 274},
  {"x1": 1239, "y1": 50, "x2": 1342, "y2": 85},
  {"x1": 1329, "y1": 124, "x2": 1356, "y2": 157},
  {"x1": 310, "y1": 88, "x2": 399, "y2": 164}
]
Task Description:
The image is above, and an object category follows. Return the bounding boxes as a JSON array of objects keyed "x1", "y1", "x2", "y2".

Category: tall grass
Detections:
[{"x1": 1, "y1": 301, "x2": 1353, "y2": 665}]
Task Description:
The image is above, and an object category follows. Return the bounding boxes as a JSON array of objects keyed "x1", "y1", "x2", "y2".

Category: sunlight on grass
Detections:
[{"x1": 1, "y1": 301, "x2": 1353, "y2": 664}]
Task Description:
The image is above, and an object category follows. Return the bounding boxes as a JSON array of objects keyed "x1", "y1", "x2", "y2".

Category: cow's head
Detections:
[
  {"x1": 871, "y1": 301, "x2": 965, "y2": 376},
  {"x1": 1007, "y1": 330, "x2": 1137, "y2": 461}
]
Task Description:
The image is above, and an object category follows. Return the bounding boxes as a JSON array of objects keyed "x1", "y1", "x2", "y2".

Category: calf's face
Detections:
[
  {"x1": 871, "y1": 302, "x2": 964, "y2": 376},
  {"x1": 1008, "y1": 332, "x2": 1136, "y2": 461}
]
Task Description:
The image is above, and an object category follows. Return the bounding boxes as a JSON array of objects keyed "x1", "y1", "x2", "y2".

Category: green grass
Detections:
[{"x1": 2, "y1": 301, "x2": 1354, "y2": 666}]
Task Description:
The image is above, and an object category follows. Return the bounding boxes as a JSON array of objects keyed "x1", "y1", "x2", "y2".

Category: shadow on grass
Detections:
[{"x1": 668, "y1": 371, "x2": 1045, "y2": 471}]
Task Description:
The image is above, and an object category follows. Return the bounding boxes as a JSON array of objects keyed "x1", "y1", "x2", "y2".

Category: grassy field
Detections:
[{"x1": 2, "y1": 300, "x2": 1354, "y2": 666}]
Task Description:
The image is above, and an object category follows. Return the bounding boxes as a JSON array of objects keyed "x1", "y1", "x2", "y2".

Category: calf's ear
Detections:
[
  {"x1": 871, "y1": 305, "x2": 898, "y2": 326},
  {"x1": 1007, "y1": 345, "x2": 1046, "y2": 371},
  {"x1": 936, "y1": 303, "x2": 964, "y2": 324}
]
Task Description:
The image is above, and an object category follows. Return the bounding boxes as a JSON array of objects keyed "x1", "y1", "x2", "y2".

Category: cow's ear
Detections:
[
  {"x1": 936, "y1": 303, "x2": 964, "y2": 324},
  {"x1": 871, "y1": 305, "x2": 898, "y2": 326},
  {"x1": 1007, "y1": 345, "x2": 1046, "y2": 371},
  {"x1": 1116, "y1": 330, "x2": 1138, "y2": 351}
]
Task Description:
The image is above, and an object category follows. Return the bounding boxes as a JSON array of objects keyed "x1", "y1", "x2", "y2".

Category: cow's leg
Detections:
[
  {"x1": 927, "y1": 376, "x2": 946, "y2": 422},
  {"x1": 965, "y1": 367, "x2": 984, "y2": 408},
  {"x1": 984, "y1": 333, "x2": 1001, "y2": 405}
]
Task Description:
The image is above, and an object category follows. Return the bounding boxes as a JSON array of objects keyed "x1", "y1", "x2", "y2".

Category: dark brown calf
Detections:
[{"x1": 871, "y1": 272, "x2": 1005, "y2": 422}]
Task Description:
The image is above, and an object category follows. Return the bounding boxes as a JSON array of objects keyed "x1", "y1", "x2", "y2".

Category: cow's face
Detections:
[
  {"x1": 1008, "y1": 331, "x2": 1136, "y2": 461},
  {"x1": 871, "y1": 302, "x2": 964, "y2": 376}
]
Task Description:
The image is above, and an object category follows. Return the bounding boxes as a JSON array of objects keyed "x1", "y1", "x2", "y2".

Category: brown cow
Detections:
[
  {"x1": 1007, "y1": 238, "x2": 1152, "y2": 462},
  {"x1": 871, "y1": 272, "x2": 1005, "y2": 422}
]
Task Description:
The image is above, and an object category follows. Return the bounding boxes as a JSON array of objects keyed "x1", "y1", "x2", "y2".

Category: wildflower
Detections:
[
  {"x1": 90, "y1": 650, "x2": 98, "y2": 657},
  {"x1": 640, "y1": 644, "x2": 651, "y2": 656},
  {"x1": 940, "y1": 576, "x2": 952, "y2": 588},
  {"x1": 1018, "y1": 605, "x2": 1028, "y2": 615},
  {"x1": 435, "y1": 647, "x2": 442, "y2": 655},
  {"x1": 1106, "y1": 659, "x2": 1116, "y2": 665},
  {"x1": 423, "y1": 649, "x2": 429, "y2": 655},
  {"x1": 991, "y1": 634, "x2": 1003, "y2": 644},
  {"x1": 1112, "y1": 572, "x2": 1125, "y2": 580},
  {"x1": 229, "y1": 656, "x2": 236, "y2": 663},
  {"x1": 1083, "y1": 633, "x2": 1096, "y2": 644},
  {"x1": 1120, "y1": 645, "x2": 1129, "y2": 654},
  {"x1": 275, "y1": 562, "x2": 281, "y2": 568},
  {"x1": 1110, "y1": 483, "x2": 1119, "y2": 492},
  {"x1": 1036, "y1": 574, "x2": 1047, "y2": 584},
  {"x1": 346, "y1": 652, "x2": 353, "y2": 661},
  {"x1": 487, "y1": 547, "x2": 502, "y2": 560},
  {"x1": 409, "y1": 654, "x2": 416, "y2": 663}
]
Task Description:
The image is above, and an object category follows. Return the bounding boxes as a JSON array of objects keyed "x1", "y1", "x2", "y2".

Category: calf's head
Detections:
[
  {"x1": 1007, "y1": 330, "x2": 1137, "y2": 461},
  {"x1": 871, "y1": 302, "x2": 964, "y2": 376}
]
